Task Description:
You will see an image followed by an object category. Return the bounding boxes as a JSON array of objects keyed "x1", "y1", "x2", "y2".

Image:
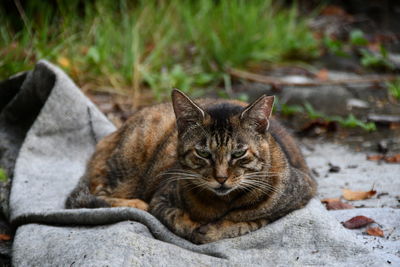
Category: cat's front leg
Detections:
[
  {"x1": 150, "y1": 193, "x2": 200, "y2": 239},
  {"x1": 191, "y1": 218, "x2": 268, "y2": 244},
  {"x1": 97, "y1": 196, "x2": 149, "y2": 211}
]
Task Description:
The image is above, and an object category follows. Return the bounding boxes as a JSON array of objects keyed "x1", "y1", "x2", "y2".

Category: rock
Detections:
[{"x1": 347, "y1": 98, "x2": 370, "y2": 109}]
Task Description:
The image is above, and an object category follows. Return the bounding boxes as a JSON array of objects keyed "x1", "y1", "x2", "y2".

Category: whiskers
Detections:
[
  {"x1": 157, "y1": 169, "x2": 283, "y2": 197},
  {"x1": 157, "y1": 169, "x2": 208, "y2": 192},
  {"x1": 238, "y1": 171, "x2": 282, "y2": 196}
]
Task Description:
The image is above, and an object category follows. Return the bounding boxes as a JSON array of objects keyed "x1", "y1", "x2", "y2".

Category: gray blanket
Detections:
[{"x1": 5, "y1": 61, "x2": 400, "y2": 266}]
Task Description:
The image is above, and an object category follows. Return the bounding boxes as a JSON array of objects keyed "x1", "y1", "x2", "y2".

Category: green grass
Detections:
[
  {"x1": 275, "y1": 101, "x2": 376, "y2": 131},
  {"x1": 323, "y1": 29, "x2": 395, "y2": 71},
  {"x1": 304, "y1": 103, "x2": 376, "y2": 131},
  {"x1": 0, "y1": 0, "x2": 317, "y2": 102},
  {"x1": 0, "y1": 168, "x2": 7, "y2": 182},
  {"x1": 387, "y1": 78, "x2": 400, "y2": 100}
]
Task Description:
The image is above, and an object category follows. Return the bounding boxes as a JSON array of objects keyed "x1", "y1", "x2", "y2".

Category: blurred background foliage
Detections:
[
  {"x1": 1, "y1": 0, "x2": 399, "y2": 135},
  {"x1": 0, "y1": 0, "x2": 318, "y2": 103}
]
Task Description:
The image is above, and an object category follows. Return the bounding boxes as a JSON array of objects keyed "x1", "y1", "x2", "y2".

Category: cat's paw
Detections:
[
  {"x1": 111, "y1": 198, "x2": 149, "y2": 211},
  {"x1": 191, "y1": 223, "x2": 222, "y2": 244}
]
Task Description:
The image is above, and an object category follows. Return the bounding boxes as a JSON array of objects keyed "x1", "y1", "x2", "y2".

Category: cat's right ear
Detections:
[
  {"x1": 172, "y1": 89, "x2": 206, "y2": 133},
  {"x1": 240, "y1": 95, "x2": 274, "y2": 133}
]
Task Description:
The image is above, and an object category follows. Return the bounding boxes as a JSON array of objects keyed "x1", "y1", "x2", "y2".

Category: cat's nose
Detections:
[{"x1": 215, "y1": 176, "x2": 228, "y2": 184}]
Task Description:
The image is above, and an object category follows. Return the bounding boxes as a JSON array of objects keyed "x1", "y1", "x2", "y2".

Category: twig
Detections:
[
  {"x1": 13, "y1": 0, "x2": 32, "y2": 37},
  {"x1": 368, "y1": 114, "x2": 400, "y2": 123},
  {"x1": 228, "y1": 68, "x2": 398, "y2": 87},
  {"x1": 87, "y1": 107, "x2": 98, "y2": 144}
]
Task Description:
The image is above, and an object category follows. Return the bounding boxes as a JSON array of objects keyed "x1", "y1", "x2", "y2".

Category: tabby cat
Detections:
[{"x1": 66, "y1": 89, "x2": 316, "y2": 244}]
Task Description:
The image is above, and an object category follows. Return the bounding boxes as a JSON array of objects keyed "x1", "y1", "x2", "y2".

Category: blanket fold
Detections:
[{"x1": 2, "y1": 61, "x2": 398, "y2": 266}]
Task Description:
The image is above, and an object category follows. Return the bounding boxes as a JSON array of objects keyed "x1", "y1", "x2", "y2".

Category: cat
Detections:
[{"x1": 66, "y1": 89, "x2": 316, "y2": 244}]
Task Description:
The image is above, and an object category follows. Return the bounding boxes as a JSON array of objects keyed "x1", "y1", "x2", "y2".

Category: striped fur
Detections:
[{"x1": 66, "y1": 89, "x2": 316, "y2": 244}]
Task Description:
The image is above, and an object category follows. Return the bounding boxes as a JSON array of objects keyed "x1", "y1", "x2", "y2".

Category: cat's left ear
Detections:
[
  {"x1": 240, "y1": 95, "x2": 274, "y2": 133},
  {"x1": 172, "y1": 89, "x2": 207, "y2": 133}
]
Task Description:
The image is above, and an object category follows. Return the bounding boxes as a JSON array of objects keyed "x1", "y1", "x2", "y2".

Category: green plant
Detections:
[
  {"x1": 304, "y1": 102, "x2": 326, "y2": 119},
  {"x1": 280, "y1": 103, "x2": 304, "y2": 116},
  {"x1": 236, "y1": 93, "x2": 249, "y2": 102},
  {"x1": 323, "y1": 29, "x2": 394, "y2": 71},
  {"x1": 349, "y1": 29, "x2": 368, "y2": 46},
  {"x1": 323, "y1": 36, "x2": 348, "y2": 57},
  {"x1": 303, "y1": 103, "x2": 376, "y2": 131},
  {"x1": 1, "y1": 0, "x2": 318, "y2": 101},
  {"x1": 333, "y1": 114, "x2": 376, "y2": 131},
  {"x1": 0, "y1": 168, "x2": 7, "y2": 182},
  {"x1": 143, "y1": 64, "x2": 214, "y2": 100},
  {"x1": 360, "y1": 48, "x2": 395, "y2": 70},
  {"x1": 387, "y1": 78, "x2": 400, "y2": 100}
]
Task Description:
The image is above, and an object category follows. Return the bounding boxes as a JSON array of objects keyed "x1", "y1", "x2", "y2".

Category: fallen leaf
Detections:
[
  {"x1": 0, "y1": 234, "x2": 11, "y2": 241},
  {"x1": 316, "y1": 68, "x2": 329, "y2": 81},
  {"x1": 321, "y1": 198, "x2": 340, "y2": 203},
  {"x1": 384, "y1": 154, "x2": 400, "y2": 163},
  {"x1": 367, "y1": 155, "x2": 384, "y2": 161},
  {"x1": 342, "y1": 216, "x2": 375, "y2": 229},
  {"x1": 57, "y1": 57, "x2": 71, "y2": 68},
  {"x1": 367, "y1": 42, "x2": 381, "y2": 52},
  {"x1": 366, "y1": 227, "x2": 384, "y2": 237},
  {"x1": 342, "y1": 189, "x2": 376, "y2": 201},
  {"x1": 367, "y1": 154, "x2": 400, "y2": 164},
  {"x1": 322, "y1": 199, "x2": 354, "y2": 210},
  {"x1": 390, "y1": 122, "x2": 400, "y2": 129},
  {"x1": 321, "y1": 5, "x2": 347, "y2": 16}
]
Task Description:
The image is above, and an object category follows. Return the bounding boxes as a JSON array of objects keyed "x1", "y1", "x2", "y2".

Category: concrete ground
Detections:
[{"x1": 304, "y1": 141, "x2": 400, "y2": 261}]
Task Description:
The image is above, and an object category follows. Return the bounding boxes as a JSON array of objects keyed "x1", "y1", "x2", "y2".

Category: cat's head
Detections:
[{"x1": 171, "y1": 89, "x2": 275, "y2": 196}]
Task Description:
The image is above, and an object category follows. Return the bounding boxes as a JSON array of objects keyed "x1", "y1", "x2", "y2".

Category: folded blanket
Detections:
[{"x1": 3, "y1": 61, "x2": 399, "y2": 266}]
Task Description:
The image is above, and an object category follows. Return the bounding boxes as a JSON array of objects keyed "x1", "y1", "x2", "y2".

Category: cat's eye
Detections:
[
  {"x1": 195, "y1": 149, "x2": 211, "y2": 159},
  {"x1": 232, "y1": 150, "x2": 247, "y2": 158}
]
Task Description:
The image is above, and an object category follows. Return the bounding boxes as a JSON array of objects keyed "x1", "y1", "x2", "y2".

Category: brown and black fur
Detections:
[{"x1": 66, "y1": 89, "x2": 316, "y2": 244}]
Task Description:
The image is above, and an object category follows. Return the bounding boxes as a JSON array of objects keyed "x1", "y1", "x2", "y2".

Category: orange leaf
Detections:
[
  {"x1": 0, "y1": 234, "x2": 11, "y2": 241},
  {"x1": 367, "y1": 154, "x2": 400, "y2": 163},
  {"x1": 367, "y1": 42, "x2": 381, "y2": 52},
  {"x1": 316, "y1": 69, "x2": 329, "y2": 81},
  {"x1": 326, "y1": 200, "x2": 354, "y2": 210},
  {"x1": 384, "y1": 154, "x2": 400, "y2": 163},
  {"x1": 57, "y1": 57, "x2": 71, "y2": 68},
  {"x1": 342, "y1": 189, "x2": 376, "y2": 201},
  {"x1": 366, "y1": 155, "x2": 384, "y2": 161},
  {"x1": 390, "y1": 122, "x2": 400, "y2": 129},
  {"x1": 321, "y1": 5, "x2": 347, "y2": 16},
  {"x1": 342, "y1": 216, "x2": 374, "y2": 229},
  {"x1": 366, "y1": 227, "x2": 384, "y2": 237},
  {"x1": 321, "y1": 198, "x2": 354, "y2": 208},
  {"x1": 321, "y1": 198, "x2": 340, "y2": 203}
]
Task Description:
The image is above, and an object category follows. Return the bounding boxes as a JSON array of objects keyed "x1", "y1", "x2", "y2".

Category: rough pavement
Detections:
[{"x1": 304, "y1": 141, "x2": 400, "y2": 260}]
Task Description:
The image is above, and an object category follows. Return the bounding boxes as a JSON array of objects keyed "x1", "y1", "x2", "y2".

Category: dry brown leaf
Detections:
[
  {"x1": 321, "y1": 198, "x2": 354, "y2": 210},
  {"x1": 342, "y1": 189, "x2": 376, "y2": 201},
  {"x1": 367, "y1": 154, "x2": 400, "y2": 164},
  {"x1": 57, "y1": 57, "x2": 71, "y2": 68},
  {"x1": 390, "y1": 122, "x2": 400, "y2": 129},
  {"x1": 321, "y1": 5, "x2": 347, "y2": 16},
  {"x1": 384, "y1": 154, "x2": 400, "y2": 163},
  {"x1": 316, "y1": 69, "x2": 329, "y2": 81},
  {"x1": 366, "y1": 227, "x2": 384, "y2": 237},
  {"x1": 366, "y1": 155, "x2": 384, "y2": 161},
  {"x1": 367, "y1": 42, "x2": 381, "y2": 52},
  {"x1": 321, "y1": 198, "x2": 340, "y2": 203},
  {"x1": 342, "y1": 216, "x2": 375, "y2": 229},
  {"x1": 324, "y1": 200, "x2": 354, "y2": 210},
  {"x1": 0, "y1": 234, "x2": 11, "y2": 241}
]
